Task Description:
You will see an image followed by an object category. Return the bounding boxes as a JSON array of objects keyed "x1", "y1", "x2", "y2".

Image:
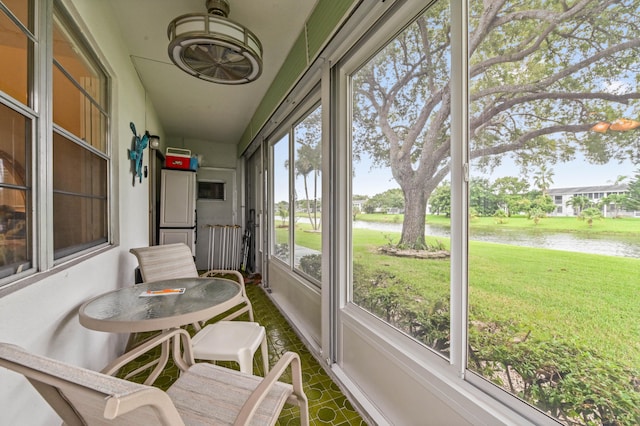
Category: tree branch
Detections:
[
  {"x1": 471, "y1": 91, "x2": 640, "y2": 134},
  {"x1": 470, "y1": 122, "x2": 593, "y2": 161},
  {"x1": 473, "y1": 38, "x2": 640, "y2": 100}
]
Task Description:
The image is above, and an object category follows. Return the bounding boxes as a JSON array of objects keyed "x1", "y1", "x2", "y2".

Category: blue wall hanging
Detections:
[{"x1": 128, "y1": 122, "x2": 149, "y2": 186}]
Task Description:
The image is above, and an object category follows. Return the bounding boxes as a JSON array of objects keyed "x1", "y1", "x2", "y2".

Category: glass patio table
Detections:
[{"x1": 79, "y1": 276, "x2": 242, "y2": 384}]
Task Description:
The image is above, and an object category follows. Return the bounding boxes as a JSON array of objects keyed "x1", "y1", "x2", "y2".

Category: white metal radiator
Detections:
[{"x1": 206, "y1": 225, "x2": 242, "y2": 270}]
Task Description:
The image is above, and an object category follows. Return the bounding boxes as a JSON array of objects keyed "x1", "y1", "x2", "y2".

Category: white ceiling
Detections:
[{"x1": 109, "y1": 0, "x2": 317, "y2": 144}]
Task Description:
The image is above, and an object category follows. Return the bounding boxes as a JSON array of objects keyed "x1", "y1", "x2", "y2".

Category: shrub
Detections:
[
  {"x1": 354, "y1": 266, "x2": 640, "y2": 425},
  {"x1": 468, "y1": 317, "x2": 640, "y2": 425},
  {"x1": 352, "y1": 263, "x2": 450, "y2": 354},
  {"x1": 299, "y1": 254, "x2": 321, "y2": 281},
  {"x1": 274, "y1": 243, "x2": 289, "y2": 258},
  {"x1": 494, "y1": 209, "x2": 509, "y2": 224}
]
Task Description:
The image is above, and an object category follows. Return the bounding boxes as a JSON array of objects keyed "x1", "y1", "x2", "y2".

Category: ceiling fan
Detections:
[{"x1": 167, "y1": 0, "x2": 263, "y2": 84}]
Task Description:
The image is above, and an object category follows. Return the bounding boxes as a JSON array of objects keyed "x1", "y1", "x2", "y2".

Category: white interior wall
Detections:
[
  {"x1": 164, "y1": 138, "x2": 244, "y2": 270},
  {"x1": 0, "y1": 0, "x2": 161, "y2": 423},
  {"x1": 165, "y1": 137, "x2": 237, "y2": 169}
]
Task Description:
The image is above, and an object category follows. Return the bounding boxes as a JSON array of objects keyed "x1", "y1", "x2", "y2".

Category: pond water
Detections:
[{"x1": 352, "y1": 220, "x2": 640, "y2": 259}]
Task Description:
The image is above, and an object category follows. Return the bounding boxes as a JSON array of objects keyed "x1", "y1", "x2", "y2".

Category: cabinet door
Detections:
[
  {"x1": 160, "y1": 170, "x2": 196, "y2": 227},
  {"x1": 159, "y1": 229, "x2": 195, "y2": 255}
]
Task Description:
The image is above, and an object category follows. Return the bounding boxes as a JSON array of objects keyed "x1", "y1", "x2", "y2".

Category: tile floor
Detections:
[{"x1": 120, "y1": 275, "x2": 368, "y2": 426}]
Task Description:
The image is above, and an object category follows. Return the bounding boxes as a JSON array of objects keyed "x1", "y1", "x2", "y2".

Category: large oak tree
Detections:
[{"x1": 353, "y1": 0, "x2": 640, "y2": 249}]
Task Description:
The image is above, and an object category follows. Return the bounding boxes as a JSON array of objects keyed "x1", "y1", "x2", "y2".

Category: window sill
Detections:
[{"x1": 0, "y1": 244, "x2": 115, "y2": 298}]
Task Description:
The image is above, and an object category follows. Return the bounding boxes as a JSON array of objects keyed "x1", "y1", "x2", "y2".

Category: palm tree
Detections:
[
  {"x1": 566, "y1": 195, "x2": 590, "y2": 216},
  {"x1": 579, "y1": 207, "x2": 602, "y2": 227},
  {"x1": 276, "y1": 201, "x2": 289, "y2": 228},
  {"x1": 527, "y1": 207, "x2": 545, "y2": 225},
  {"x1": 532, "y1": 164, "x2": 555, "y2": 195},
  {"x1": 599, "y1": 194, "x2": 626, "y2": 218},
  {"x1": 294, "y1": 143, "x2": 321, "y2": 231},
  {"x1": 294, "y1": 108, "x2": 322, "y2": 231}
]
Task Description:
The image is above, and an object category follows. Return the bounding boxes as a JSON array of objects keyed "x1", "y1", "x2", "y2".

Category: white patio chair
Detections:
[
  {"x1": 192, "y1": 320, "x2": 269, "y2": 375},
  {"x1": 130, "y1": 243, "x2": 254, "y2": 327},
  {"x1": 128, "y1": 244, "x2": 263, "y2": 379},
  {"x1": 0, "y1": 339, "x2": 309, "y2": 426}
]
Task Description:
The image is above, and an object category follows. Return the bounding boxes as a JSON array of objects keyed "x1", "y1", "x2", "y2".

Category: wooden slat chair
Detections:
[{"x1": 0, "y1": 339, "x2": 309, "y2": 426}]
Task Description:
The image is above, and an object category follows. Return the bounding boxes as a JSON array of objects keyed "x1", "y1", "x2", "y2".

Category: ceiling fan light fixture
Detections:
[{"x1": 167, "y1": 0, "x2": 262, "y2": 84}]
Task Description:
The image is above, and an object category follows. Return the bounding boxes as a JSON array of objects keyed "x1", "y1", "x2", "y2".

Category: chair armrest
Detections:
[
  {"x1": 233, "y1": 351, "x2": 307, "y2": 426},
  {"x1": 199, "y1": 269, "x2": 254, "y2": 322},
  {"x1": 200, "y1": 269, "x2": 246, "y2": 289},
  {"x1": 104, "y1": 387, "x2": 186, "y2": 425}
]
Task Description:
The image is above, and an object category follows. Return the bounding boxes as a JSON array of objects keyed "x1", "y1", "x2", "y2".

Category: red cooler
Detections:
[{"x1": 165, "y1": 147, "x2": 191, "y2": 170}]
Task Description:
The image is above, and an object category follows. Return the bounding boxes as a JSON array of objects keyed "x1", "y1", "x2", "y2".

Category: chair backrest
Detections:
[
  {"x1": 130, "y1": 243, "x2": 199, "y2": 282},
  {"x1": 0, "y1": 343, "x2": 184, "y2": 426}
]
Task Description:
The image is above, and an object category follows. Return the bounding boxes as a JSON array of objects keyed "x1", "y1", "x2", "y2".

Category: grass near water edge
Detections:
[{"x1": 287, "y1": 216, "x2": 640, "y2": 368}]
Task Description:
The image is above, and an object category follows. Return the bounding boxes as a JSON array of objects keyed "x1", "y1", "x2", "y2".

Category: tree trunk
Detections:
[
  {"x1": 399, "y1": 187, "x2": 427, "y2": 249},
  {"x1": 303, "y1": 175, "x2": 313, "y2": 228},
  {"x1": 312, "y1": 170, "x2": 320, "y2": 230}
]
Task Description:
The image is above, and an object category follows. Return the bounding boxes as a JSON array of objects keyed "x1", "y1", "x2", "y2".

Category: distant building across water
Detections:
[{"x1": 547, "y1": 184, "x2": 638, "y2": 218}]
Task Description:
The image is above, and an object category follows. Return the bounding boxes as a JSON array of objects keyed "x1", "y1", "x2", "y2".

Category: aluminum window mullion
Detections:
[
  {"x1": 36, "y1": 0, "x2": 54, "y2": 271},
  {"x1": 52, "y1": 59, "x2": 108, "y2": 116},
  {"x1": 449, "y1": 0, "x2": 469, "y2": 378},
  {"x1": 288, "y1": 129, "x2": 295, "y2": 268},
  {"x1": 0, "y1": 2, "x2": 37, "y2": 42},
  {"x1": 321, "y1": 60, "x2": 334, "y2": 364},
  {"x1": 53, "y1": 126, "x2": 108, "y2": 160}
]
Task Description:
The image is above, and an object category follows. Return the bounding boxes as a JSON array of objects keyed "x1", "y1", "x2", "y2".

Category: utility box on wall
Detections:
[{"x1": 198, "y1": 180, "x2": 226, "y2": 201}]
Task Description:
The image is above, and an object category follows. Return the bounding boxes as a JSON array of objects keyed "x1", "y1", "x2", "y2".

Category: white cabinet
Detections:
[
  {"x1": 160, "y1": 169, "x2": 196, "y2": 228},
  {"x1": 159, "y1": 169, "x2": 196, "y2": 255},
  {"x1": 159, "y1": 228, "x2": 195, "y2": 252}
]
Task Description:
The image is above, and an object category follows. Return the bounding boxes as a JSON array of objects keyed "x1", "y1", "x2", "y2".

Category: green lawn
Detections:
[
  {"x1": 282, "y1": 221, "x2": 640, "y2": 367},
  {"x1": 354, "y1": 213, "x2": 640, "y2": 235},
  {"x1": 468, "y1": 240, "x2": 640, "y2": 366}
]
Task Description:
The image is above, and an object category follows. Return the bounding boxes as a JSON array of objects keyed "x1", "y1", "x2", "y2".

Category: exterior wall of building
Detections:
[
  {"x1": 547, "y1": 184, "x2": 635, "y2": 218},
  {"x1": 0, "y1": 1, "x2": 160, "y2": 424}
]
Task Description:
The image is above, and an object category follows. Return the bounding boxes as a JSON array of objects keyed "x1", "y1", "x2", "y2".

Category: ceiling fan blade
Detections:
[{"x1": 183, "y1": 42, "x2": 253, "y2": 79}]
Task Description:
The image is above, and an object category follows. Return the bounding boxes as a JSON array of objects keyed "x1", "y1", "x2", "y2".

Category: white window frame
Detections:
[
  {"x1": 332, "y1": 0, "x2": 556, "y2": 424},
  {"x1": 51, "y1": 3, "x2": 111, "y2": 262},
  {"x1": 266, "y1": 89, "x2": 322, "y2": 285},
  {"x1": 0, "y1": 0, "x2": 112, "y2": 290}
]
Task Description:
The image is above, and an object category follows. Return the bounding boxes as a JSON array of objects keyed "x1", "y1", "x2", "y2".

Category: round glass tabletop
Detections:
[{"x1": 79, "y1": 277, "x2": 241, "y2": 333}]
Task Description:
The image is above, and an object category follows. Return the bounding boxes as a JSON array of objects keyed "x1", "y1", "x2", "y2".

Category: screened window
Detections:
[
  {"x1": 0, "y1": 1, "x2": 33, "y2": 279},
  {"x1": 272, "y1": 134, "x2": 290, "y2": 264},
  {"x1": 52, "y1": 9, "x2": 109, "y2": 259},
  {"x1": 293, "y1": 105, "x2": 322, "y2": 283},
  {"x1": 0, "y1": 103, "x2": 32, "y2": 279},
  {"x1": 349, "y1": 1, "x2": 452, "y2": 358},
  {"x1": 338, "y1": 0, "x2": 640, "y2": 423},
  {"x1": 269, "y1": 102, "x2": 323, "y2": 284},
  {"x1": 0, "y1": 0, "x2": 110, "y2": 284},
  {"x1": 467, "y1": 0, "x2": 640, "y2": 423}
]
